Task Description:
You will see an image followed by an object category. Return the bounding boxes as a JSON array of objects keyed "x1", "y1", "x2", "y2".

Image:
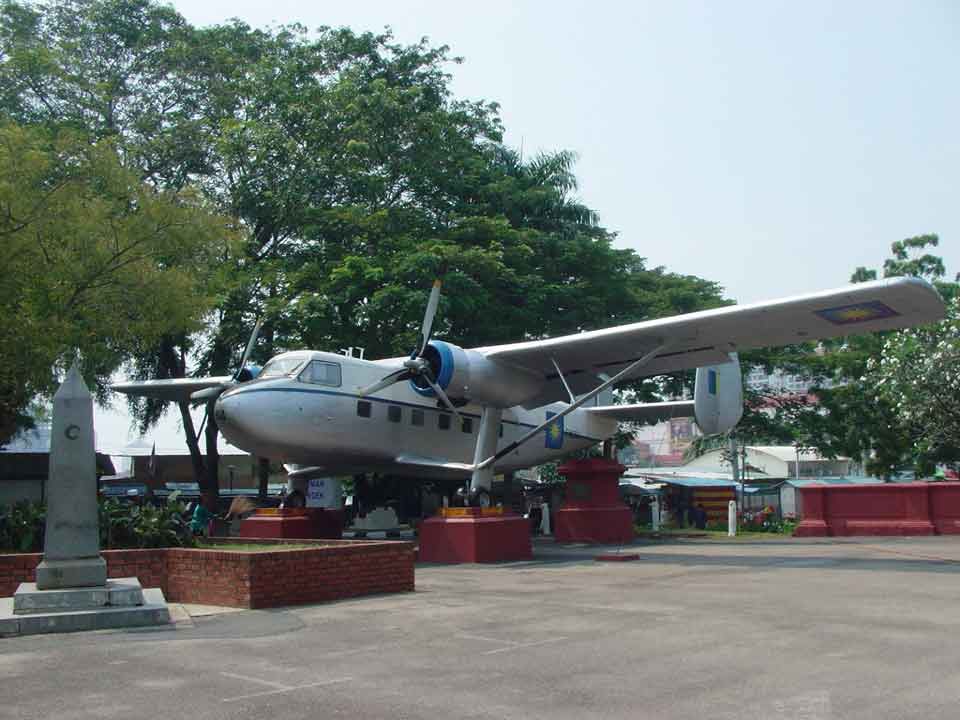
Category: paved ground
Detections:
[{"x1": 3, "y1": 536, "x2": 960, "y2": 720}]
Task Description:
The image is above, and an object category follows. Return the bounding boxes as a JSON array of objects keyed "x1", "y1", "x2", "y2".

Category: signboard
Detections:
[{"x1": 306, "y1": 478, "x2": 342, "y2": 508}]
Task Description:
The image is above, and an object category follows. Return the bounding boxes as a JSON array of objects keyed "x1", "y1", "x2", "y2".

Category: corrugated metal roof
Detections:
[
  {"x1": 748, "y1": 446, "x2": 851, "y2": 463},
  {"x1": 785, "y1": 476, "x2": 885, "y2": 487}
]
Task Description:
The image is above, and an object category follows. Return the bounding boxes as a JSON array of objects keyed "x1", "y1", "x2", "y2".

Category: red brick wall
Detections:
[
  {"x1": 0, "y1": 540, "x2": 415, "y2": 608},
  {"x1": 0, "y1": 553, "x2": 40, "y2": 597},
  {"x1": 795, "y1": 482, "x2": 960, "y2": 537},
  {"x1": 247, "y1": 543, "x2": 415, "y2": 609}
]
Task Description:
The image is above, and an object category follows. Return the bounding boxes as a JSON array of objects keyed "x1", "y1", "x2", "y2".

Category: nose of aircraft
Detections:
[{"x1": 214, "y1": 390, "x2": 258, "y2": 449}]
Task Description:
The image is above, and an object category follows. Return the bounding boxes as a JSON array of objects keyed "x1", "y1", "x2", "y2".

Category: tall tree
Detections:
[
  {"x1": 714, "y1": 235, "x2": 956, "y2": 478},
  {"x1": 0, "y1": 1, "x2": 732, "y2": 492},
  {"x1": 0, "y1": 122, "x2": 231, "y2": 443}
]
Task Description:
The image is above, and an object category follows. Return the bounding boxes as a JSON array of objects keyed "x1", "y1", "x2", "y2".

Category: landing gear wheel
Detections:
[{"x1": 469, "y1": 489, "x2": 491, "y2": 508}]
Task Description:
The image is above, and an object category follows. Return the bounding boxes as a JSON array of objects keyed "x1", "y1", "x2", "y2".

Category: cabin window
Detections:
[
  {"x1": 259, "y1": 356, "x2": 306, "y2": 378},
  {"x1": 499, "y1": 423, "x2": 504, "y2": 437},
  {"x1": 461, "y1": 418, "x2": 473, "y2": 434},
  {"x1": 411, "y1": 409, "x2": 425, "y2": 427},
  {"x1": 388, "y1": 405, "x2": 402, "y2": 423},
  {"x1": 438, "y1": 413, "x2": 451, "y2": 430},
  {"x1": 357, "y1": 400, "x2": 372, "y2": 418},
  {"x1": 299, "y1": 360, "x2": 341, "y2": 387}
]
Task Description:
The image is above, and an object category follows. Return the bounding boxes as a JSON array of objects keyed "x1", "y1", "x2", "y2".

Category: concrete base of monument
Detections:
[
  {"x1": 0, "y1": 577, "x2": 170, "y2": 637},
  {"x1": 418, "y1": 508, "x2": 532, "y2": 563},
  {"x1": 35, "y1": 556, "x2": 107, "y2": 590}
]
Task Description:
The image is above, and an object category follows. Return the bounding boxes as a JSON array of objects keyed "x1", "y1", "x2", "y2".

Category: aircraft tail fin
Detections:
[{"x1": 693, "y1": 353, "x2": 743, "y2": 435}]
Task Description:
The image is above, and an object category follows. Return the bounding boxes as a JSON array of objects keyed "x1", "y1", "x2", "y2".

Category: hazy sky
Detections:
[
  {"x1": 96, "y1": 0, "x2": 959, "y2": 446},
  {"x1": 163, "y1": 0, "x2": 959, "y2": 304}
]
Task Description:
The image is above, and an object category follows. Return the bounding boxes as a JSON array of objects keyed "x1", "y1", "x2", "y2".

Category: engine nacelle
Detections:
[
  {"x1": 693, "y1": 353, "x2": 744, "y2": 434},
  {"x1": 410, "y1": 340, "x2": 545, "y2": 409}
]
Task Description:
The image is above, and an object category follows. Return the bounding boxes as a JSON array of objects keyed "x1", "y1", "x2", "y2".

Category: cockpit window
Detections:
[
  {"x1": 299, "y1": 360, "x2": 342, "y2": 387},
  {"x1": 258, "y1": 357, "x2": 306, "y2": 378}
]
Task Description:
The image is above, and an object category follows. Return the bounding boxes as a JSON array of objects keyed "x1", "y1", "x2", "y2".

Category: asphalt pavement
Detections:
[{"x1": 3, "y1": 535, "x2": 960, "y2": 720}]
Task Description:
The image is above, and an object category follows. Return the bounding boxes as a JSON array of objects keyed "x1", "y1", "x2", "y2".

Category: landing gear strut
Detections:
[{"x1": 467, "y1": 407, "x2": 502, "y2": 507}]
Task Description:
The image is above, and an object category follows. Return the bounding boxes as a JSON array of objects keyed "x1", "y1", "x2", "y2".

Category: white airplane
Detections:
[{"x1": 114, "y1": 277, "x2": 944, "y2": 504}]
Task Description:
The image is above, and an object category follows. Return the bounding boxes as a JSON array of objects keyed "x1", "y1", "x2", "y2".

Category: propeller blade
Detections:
[
  {"x1": 357, "y1": 368, "x2": 411, "y2": 397},
  {"x1": 235, "y1": 318, "x2": 265, "y2": 380},
  {"x1": 423, "y1": 372, "x2": 462, "y2": 423},
  {"x1": 416, "y1": 280, "x2": 442, "y2": 356},
  {"x1": 190, "y1": 385, "x2": 228, "y2": 402}
]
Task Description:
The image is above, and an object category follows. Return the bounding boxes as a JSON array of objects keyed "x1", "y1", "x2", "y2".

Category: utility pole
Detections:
[{"x1": 729, "y1": 434, "x2": 741, "y2": 509}]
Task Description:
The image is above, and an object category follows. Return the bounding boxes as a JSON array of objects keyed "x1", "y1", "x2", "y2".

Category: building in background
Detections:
[
  {"x1": 623, "y1": 416, "x2": 698, "y2": 467},
  {"x1": 0, "y1": 425, "x2": 116, "y2": 505},
  {"x1": 683, "y1": 445, "x2": 852, "y2": 481}
]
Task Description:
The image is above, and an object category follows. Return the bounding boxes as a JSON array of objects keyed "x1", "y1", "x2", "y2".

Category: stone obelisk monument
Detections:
[
  {"x1": 36, "y1": 364, "x2": 107, "y2": 589},
  {"x1": 0, "y1": 363, "x2": 170, "y2": 636}
]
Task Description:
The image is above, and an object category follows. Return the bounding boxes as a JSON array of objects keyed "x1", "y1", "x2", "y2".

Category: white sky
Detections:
[{"x1": 100, "y1": 0, "x2": 960, "y2": 447}]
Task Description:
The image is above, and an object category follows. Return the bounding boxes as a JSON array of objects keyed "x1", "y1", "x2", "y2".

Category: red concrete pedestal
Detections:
[
  {"x1": 418, "y1": 509, "x2": 532, "y2": 563},
  {"x1": 240, "y1": 508, "x2": 315, "y2": 539},
  {"x1": 239, "y1": 508, "x2": 345, "y2": 539},
  {"x1": 309, "y1": 508, "x2": 345, "y2": 539},
  {"x1": 554, "y1": 458, "x2": 634, "y2": 544}
]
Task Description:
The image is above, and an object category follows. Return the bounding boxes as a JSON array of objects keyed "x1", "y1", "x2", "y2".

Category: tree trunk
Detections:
[
  {"x1": 258, "y1": 457, "x2": 270, "y2": 500},
  {"x1": 201, "y1": 399, "x2": 220, "y2": 511},
  {"x1": 177, "y1": 400, "x2": 207, "y2": 485}
]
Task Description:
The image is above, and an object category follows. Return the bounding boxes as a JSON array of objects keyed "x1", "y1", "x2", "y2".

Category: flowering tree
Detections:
[{"x1": 872, "y1": 298, "x2": 960, "y2": 473}]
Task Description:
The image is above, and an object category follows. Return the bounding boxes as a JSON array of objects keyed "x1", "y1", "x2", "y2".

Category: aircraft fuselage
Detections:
[{"x1": 214, "y1": 350, "x2": 618, "y2": 478}]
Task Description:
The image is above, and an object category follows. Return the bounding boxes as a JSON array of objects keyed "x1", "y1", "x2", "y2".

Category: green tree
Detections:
[
  {"x1": 872, "y1": 298, "x2": 960, "y2": 473},
  {"x1": 0, "y1": 122, "x2": 230, "y2": 443},
  {"x1": 720, "y1": 234, "x2": 955, "y2": 479},
  {"x1": 0, "y1": 1, "x2": 732, "y2": 490}
]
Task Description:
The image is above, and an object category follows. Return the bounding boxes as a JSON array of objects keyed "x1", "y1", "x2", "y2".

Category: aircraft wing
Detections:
[
  {"x1": 584, "y1": 400, "x2": 695, "y2": 423},
  {"x1": 475, "y1": 277, "x2": 944, "y2": 405},
  {"x1": 111, "y1": 376, "x2": 233, "y2": 402},
  {"x1": 394, "y1": 454, "x2": 473, "y2": 475}
]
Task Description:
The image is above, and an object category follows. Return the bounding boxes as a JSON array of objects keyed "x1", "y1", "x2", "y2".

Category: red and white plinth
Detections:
[
  {"x1": 554, "y1": 458, "x2": 634, "y2": 544},
  {"x1": 418, "y1": 508, "x2": 532, "y2": 563}
]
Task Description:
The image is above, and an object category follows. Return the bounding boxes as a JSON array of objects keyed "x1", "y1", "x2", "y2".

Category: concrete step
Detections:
[
  {"x1": 13, "y1": 577, "x2": 145, "y2": 615},
  {"x1": 0, "y1": 588, "x2": 170, "y2": 637}
]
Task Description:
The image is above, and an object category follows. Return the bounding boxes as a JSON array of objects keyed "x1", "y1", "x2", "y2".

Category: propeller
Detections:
[
  {"x1": 190, "y1": 318, "x2": 265, "y2": 403},
  {"x1": 358, "y1": 280, "x2": 462, "y2": 421}
]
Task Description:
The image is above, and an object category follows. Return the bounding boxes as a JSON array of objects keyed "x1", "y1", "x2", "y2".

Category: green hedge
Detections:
[{"x1": 0, "y1": 496, "x2": 195, "y2": 553}]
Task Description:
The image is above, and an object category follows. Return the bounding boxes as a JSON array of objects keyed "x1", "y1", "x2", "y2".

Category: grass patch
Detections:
[{"x1": 194, "y1": 541, "x2": 319, "y2": 552}]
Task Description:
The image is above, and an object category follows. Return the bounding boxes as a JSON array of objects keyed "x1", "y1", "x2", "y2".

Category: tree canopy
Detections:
[
  {"x1": 0, "y1": 122, "x2": 232, "y2": 442},
  {"x1": 0, "y1": 0, "x2": 731, "y2": 483},
  {"x1": 707, "y1": 235, "x2": 957, "y2": 478}
]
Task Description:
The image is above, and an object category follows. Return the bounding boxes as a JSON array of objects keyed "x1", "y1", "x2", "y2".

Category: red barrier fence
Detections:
[
  {"x1": 795, "y1": 482, "x2": 960, "y2": 537},
  {"x1": 0, "y1": 539, "x2": 415, "y2": 608}
]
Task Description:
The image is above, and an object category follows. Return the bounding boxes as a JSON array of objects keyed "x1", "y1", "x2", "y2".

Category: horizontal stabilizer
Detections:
[
  {"x1": 584, "y1": 400, "x2": 696, "y2": 423},
  {"x1": 111, "y1": 376, "x2": 232, "y2": 402},
  {"x1": 283, "y1": 464, "x2": 327, "y2": 480}
]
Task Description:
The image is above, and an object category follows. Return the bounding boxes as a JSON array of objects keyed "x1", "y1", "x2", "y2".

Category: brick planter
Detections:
[{"x1": 0, "y1": 539, "x2": 415, "y2": 609}]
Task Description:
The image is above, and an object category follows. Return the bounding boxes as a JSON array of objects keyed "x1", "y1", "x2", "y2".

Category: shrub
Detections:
[
  {"x1": 1, "y1": 496, "x2": 194, "y2": 553},
  {"x1": 0, "y1": 500, "x2": 45, "y2": 552},
  {"x1": 738, "y1": 506, "x2": 796, "y2": 534}
]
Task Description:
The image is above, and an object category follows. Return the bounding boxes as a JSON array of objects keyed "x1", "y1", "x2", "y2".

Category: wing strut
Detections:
[
  {"x1": 550, "y1": 357, "x2": 576, "y2": 404},
  {"x1": 473, "y1": 341, "x2": 670, "y2": 475}
]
